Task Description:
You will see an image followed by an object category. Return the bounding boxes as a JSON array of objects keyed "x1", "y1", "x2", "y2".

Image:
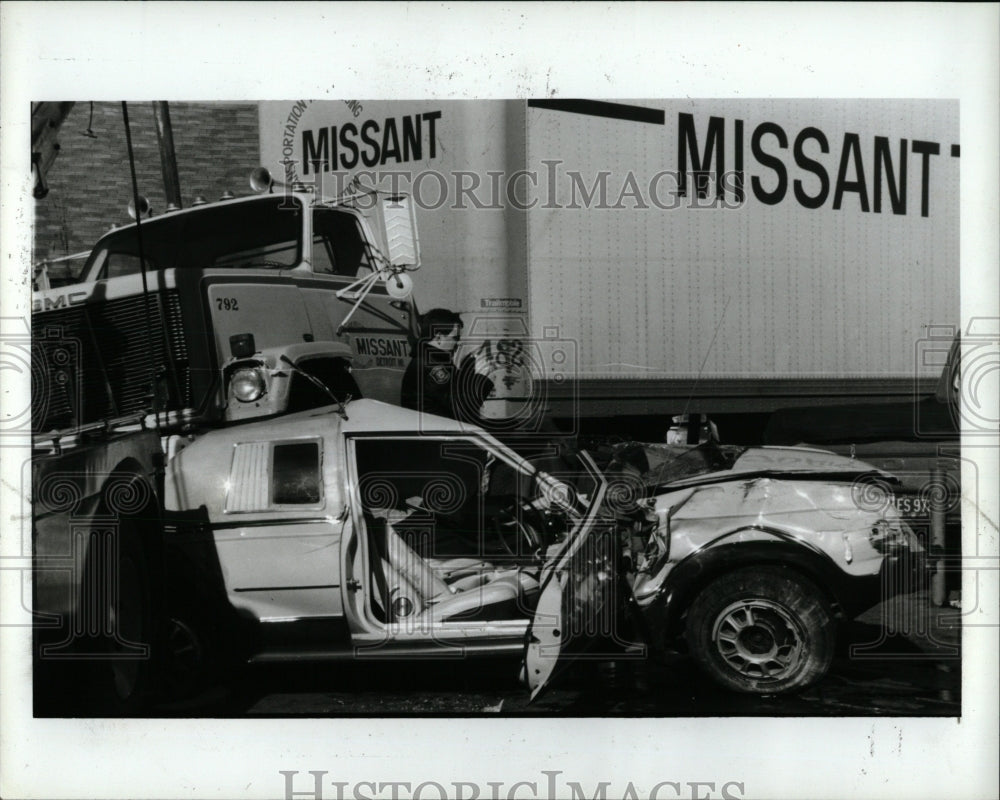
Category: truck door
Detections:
[{"x1": 302, "y1": 208, "x2": 414, "y2": 404}]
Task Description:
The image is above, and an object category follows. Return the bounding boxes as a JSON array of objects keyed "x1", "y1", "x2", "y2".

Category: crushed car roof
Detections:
[{"x1": 191, "y1": 399, "x2": 480, "y2": 448}]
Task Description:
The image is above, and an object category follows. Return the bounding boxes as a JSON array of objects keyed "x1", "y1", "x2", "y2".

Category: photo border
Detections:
[{"x1": 2, "y1": 3, "x2": 997, "y2": 799}]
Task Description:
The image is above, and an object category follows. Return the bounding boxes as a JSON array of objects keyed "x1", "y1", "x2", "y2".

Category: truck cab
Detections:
[{"x1": 31, "y1": 188, "x2": 419, "y2": 433}]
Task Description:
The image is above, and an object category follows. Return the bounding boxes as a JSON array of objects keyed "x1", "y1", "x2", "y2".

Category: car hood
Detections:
[
  {"x1": 621, "y1": 442, "x2": 892, "y2": 494},
  {"x1": 728, "y1": 446, "x2": 881, "y2": 476}
]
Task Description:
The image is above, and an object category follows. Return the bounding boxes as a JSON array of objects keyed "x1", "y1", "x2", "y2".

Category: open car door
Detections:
[{"x1": 522, "y1": 451, "x2": 619, "y2": 701}]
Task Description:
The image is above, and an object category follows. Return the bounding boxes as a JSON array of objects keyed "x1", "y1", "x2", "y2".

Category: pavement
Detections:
[
  {"x1": 214, "y1": 591, "x2": 963, "y2": 718},
  {"x1": 35, "y1": 590, "x2": 962, "y2": 718}
]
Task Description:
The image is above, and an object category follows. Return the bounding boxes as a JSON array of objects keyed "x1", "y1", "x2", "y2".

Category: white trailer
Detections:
[{"x1": 259, "y1": 99, "x2": 959, "y2": 418}]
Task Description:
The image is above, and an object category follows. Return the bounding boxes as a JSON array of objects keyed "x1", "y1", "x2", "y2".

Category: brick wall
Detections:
[{"x1": 33, "y1": 101, "x2": 260, "y2": 269}]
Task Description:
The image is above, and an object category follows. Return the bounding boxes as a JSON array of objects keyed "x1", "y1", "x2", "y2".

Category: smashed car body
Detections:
[
  {"x1": 610, "y1": 440, "x2": 925, "y2": 693},
  {"x1": 156, "y1": 402, "x2": 924, "y2": 700}
]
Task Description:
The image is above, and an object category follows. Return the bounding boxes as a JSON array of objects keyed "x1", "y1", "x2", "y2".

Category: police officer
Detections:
[{"x1": 400, "y1": 308, "x2": 494, "y2": 424}]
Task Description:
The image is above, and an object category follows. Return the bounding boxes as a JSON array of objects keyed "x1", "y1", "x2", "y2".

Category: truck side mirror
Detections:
[{"x1": 377, "y1": 195, "x2": 420, "y2": 269}]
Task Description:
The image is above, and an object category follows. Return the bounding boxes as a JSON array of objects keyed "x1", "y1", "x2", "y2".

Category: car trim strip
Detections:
[
  {"x1": 209, "y1": 516, "x2": 332, "y2": 530},
  {"x1": 233, "y1": 583, "x2": 339, "y2": 593}
]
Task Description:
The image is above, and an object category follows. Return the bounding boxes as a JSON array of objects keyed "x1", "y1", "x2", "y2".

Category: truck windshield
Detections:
[{"x1": 86, "y1": 196, "x2": 303, "y2": 279}]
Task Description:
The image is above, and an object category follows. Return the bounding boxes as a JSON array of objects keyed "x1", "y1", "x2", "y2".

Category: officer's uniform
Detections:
[{"x1": 400, "y1": 340, "x2": 494, "y2": 423}]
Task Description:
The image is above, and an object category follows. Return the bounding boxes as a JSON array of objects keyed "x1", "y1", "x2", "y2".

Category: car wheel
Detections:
[{"x1": 685, "y1": 566, "x2": 835, "y2": 694}]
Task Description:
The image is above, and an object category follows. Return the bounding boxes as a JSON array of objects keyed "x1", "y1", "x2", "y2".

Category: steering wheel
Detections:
[{"x1": 491, "y1": 498, "x2": 543, "y2": 559}]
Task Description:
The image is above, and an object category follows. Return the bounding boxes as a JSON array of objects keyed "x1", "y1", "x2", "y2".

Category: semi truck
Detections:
[{"x1": 259, "y1": 99, "x2": 960, "y2": 420}]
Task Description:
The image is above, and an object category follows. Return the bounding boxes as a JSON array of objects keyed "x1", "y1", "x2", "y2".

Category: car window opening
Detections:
[{"x1": 272, "y1": 441, "x2": 322, "y2": 505}]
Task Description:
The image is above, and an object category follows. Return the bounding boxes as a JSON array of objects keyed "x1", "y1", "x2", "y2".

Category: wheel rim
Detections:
[
  {"x1": 109, "y1": 554, "x2": 143, "y2": 700},
  {"x1": 711, "y1": 598, "x2": 806, "y2": 683}
]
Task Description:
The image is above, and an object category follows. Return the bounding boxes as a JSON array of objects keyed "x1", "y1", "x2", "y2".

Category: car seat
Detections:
[{"x1": 365, "y1": 512, "x2": 539, "y2": 623}]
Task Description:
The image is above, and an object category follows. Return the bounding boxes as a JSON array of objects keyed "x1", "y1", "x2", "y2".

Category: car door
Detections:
[
  {"x1": 213, "y1": 436, "x2": 346, "y2": 623},
  {"x1": 523, "y1": 451, "x2": 620, "y2": 700}
]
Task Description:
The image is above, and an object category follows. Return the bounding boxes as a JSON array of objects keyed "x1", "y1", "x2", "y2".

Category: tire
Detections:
[
  {"x1": 89, "y1": 517, "x2": 163, "y2": 714},
  {"x1": 685, "y1": 566, "x2": 835, "y2": 694},
  {"x1": 33, "y1": 472, "x2": 167, "y2": 716}
]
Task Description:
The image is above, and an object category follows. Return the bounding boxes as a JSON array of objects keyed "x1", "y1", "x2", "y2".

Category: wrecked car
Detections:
[{"x1": 150, "y1": 403, "x2": 922, "y2": 704}]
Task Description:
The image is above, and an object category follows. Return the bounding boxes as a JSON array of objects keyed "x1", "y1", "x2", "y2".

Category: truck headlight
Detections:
[{"x1": 230, "y1": 367, "x2": 266, "y2": 402}]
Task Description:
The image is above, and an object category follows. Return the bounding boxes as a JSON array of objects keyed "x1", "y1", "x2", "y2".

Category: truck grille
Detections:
[{"x1": 32, "y1": 290, "x2": 192, "y2": 431}]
